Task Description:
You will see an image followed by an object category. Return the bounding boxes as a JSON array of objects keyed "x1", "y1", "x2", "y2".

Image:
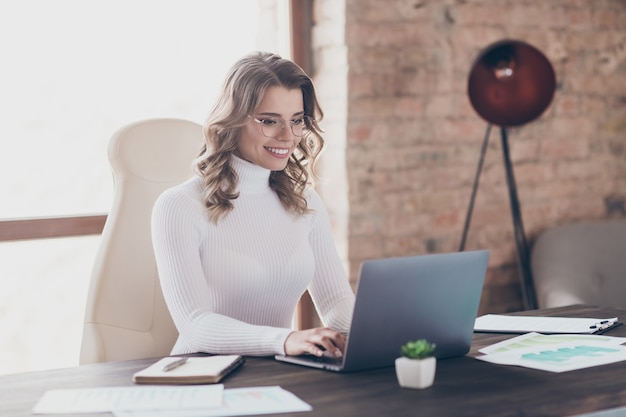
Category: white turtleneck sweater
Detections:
[{"x1": 151, "y1": 156, "x2": 355, "y2": 356}]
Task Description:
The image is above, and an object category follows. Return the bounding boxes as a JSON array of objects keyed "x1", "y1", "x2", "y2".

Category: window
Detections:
[{"x1": 0, "y1": 0, "x2": 291, "y2": 375}]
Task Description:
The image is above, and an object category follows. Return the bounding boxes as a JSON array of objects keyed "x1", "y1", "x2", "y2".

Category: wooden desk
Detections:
[{"x1": 3, "y1": 305, "x2": 626, "y2": 417}]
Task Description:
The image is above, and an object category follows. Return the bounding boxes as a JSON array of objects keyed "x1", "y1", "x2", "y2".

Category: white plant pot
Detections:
[{"x1": 395, "y1": 356, "x2": 436, "y2": 389}]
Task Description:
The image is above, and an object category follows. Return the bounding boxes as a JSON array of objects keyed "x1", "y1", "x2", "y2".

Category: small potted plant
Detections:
[{"x1": 395, "y1": 339, "x2": 437, "y2": 389}]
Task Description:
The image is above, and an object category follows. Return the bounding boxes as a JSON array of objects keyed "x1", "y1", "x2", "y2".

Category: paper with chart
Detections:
[
  {"x1": 33, "y1": 385, "x2": 223, "y2": 414},
  {"x1": 477, "y1": 332, "x2": 626, "y2": 372},
  {"x1": 114, "y1": 386, "x2": 312, "y2": 417}
]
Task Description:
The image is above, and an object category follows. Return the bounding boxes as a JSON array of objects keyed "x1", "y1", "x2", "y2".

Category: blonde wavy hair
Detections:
[{"x1": 194, "y1": 52, "x2": 325, "y2": 223}]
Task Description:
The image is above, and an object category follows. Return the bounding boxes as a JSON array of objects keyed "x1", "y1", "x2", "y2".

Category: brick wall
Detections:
[{"x1": 311, "y1": 0, "x2": 626, "y2": 314}]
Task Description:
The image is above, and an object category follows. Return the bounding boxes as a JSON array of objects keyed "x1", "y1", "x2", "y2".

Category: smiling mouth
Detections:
[{"x1": 265, "y1": 147, "x2": 289, "y2": 155}]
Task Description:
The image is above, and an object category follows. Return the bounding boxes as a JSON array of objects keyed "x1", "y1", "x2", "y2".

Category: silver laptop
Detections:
[{"x1": 275, "y1": 250, "x2": 489, "y2": 372}]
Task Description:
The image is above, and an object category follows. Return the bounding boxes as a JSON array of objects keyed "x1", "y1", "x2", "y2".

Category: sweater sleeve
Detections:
[
  {"x1": 306, "y1": 190, "x2": 355, "y2": 333},
  {"x1": 151, "y1": 186, "x2": 293, "y2": 356}
]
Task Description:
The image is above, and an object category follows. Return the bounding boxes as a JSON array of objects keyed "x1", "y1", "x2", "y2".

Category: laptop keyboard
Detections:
[{"x1": 303, "y1": 354, "x2": 343, "y2": 366}]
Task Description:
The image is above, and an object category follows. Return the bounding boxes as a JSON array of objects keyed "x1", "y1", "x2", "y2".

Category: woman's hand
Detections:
[{"x1": 284, "y1": 327, "x2": 347, "y2": 358}]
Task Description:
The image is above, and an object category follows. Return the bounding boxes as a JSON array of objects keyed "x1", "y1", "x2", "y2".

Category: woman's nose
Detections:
[{"x1": 275, "y1": 126, "x2": 294, "y2": 141}]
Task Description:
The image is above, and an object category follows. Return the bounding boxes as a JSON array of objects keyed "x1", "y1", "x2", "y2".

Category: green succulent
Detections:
[{"x1": 400, "y1": 339, "x2": 436, "y2": 359}]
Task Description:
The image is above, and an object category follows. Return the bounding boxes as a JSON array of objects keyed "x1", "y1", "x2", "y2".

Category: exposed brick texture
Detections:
[{"x1": 311, "y1": 0, "x2": 626, "y2": 314}]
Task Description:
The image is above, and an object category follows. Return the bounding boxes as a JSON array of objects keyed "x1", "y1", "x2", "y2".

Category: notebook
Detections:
[
  {"x1": 275, "y1": 249, "x2": 489, "y2": 372},
  {"x1": 132, "y1": 355, "x2": 244, "y2": 384}
]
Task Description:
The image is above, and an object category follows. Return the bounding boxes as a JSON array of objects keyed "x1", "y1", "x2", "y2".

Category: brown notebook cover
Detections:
[{"x1": 132, "y1": 355, "x2": 245, "y2": 385}]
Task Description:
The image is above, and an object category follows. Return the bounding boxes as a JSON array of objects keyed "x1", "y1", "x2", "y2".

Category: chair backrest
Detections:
[
  {"x1": 80, "y1": 118, "x2": 203, "y2": 364},
  {"x1": 531, "y1": 221, "x2": 626, "y2": 309}
]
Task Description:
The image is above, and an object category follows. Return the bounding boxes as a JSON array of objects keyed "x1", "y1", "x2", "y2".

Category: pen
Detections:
[
  {"x1": 590, "y1": 320, "x2": 612, "y2": 329},
  {"x1": 162, "y1": 358, "x2": 188, "y2": 372}
]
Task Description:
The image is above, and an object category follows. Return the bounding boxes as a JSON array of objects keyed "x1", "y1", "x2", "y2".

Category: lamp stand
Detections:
[{"x1": 459, "y1": 125, "x2": 537, "y2": 310}]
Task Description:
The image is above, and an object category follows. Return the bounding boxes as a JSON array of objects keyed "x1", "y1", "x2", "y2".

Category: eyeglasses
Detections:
[{"x1": 249, "y1": 115, "x2": 313, "y2": 138}]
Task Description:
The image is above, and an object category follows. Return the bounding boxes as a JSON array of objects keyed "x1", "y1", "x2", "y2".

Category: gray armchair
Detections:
[{"x1": 531, "y1": 221, "x2": 626, "y2": 309}]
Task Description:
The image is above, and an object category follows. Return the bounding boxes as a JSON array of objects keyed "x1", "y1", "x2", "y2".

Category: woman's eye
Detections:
[
  {"x1": 260, "y1": 118, "x2": 278, "y2": 126},
  {"x1": 291, "y1": 118, "x2": 304, "y2": 126}
]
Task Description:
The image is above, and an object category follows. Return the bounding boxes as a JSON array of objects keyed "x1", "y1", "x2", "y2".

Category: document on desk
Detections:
[
  {"x1": 479, "y1": 332, "x2": 626, "y2": 355},
  {"x1": 474, "y1": 314, "x2": 620, "y2": 334},
  {"x1": 114, "y1": 386, "x2": 312, "y2": 417},
  {"x1": 32, "y1": 385, "x2": 223, "y2": 414},
  {"x1": 477, "y1": 332, "x2": 626, "y2": 372}
]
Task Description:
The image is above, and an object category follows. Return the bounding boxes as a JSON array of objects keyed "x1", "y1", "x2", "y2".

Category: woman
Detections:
[{"x1": 151, "y1": 52, "x2": 355, "y2": 359}]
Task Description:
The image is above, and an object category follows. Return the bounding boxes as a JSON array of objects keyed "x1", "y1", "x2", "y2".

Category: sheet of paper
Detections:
[
  {"x1": 476, "y1": 334, "x2": 626, "y2": 372},
  {"x1": 474, "y1": 314, "x2": 618, "y2": 334},
  {"x1": 114, "y1": 386, "x2": 312, "y2": 417},
  {"x1": 33, "y1": 385, "x2": 223, "y2": 414},
  {"x1": 479, "y1": 332, "x2": 626, "y2": 355}
]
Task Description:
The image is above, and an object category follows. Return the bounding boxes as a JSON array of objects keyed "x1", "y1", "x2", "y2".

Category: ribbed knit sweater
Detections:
[{"x1": 151, "y1": 156, "x2": 355, "y2": 356}]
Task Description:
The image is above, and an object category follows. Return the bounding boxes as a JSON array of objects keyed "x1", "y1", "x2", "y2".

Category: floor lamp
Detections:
[{"x1": 459, "y1": 40, "x2": 557, "y2": 310}]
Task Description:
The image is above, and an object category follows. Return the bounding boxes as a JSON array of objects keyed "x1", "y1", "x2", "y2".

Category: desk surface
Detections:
[{"x1": 3, "y1": 304, "x2": 626, "y2": 417}]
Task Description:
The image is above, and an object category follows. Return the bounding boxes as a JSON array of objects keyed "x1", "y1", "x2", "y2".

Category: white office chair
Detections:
[
  {"x1": 80, "y1": 118, "x2": 204, "y2": 364},
  {"x1": 531, "y1": 221, "x2": 626, "y2": 309}
]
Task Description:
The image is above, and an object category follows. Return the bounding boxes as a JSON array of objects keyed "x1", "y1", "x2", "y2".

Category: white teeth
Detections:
[{"x1": 266, "y1": 147, "x2": 289, "y2": 155}]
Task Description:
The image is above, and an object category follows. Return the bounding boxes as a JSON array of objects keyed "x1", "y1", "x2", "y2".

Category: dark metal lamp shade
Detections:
[{"x1": 468, "y1": 40, "x2": 557, "y2": 127}]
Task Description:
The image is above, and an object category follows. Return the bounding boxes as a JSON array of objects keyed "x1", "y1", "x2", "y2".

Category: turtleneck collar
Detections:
[{"x1": 231, "y1": 155, "x2": 272, "y2": 194}]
